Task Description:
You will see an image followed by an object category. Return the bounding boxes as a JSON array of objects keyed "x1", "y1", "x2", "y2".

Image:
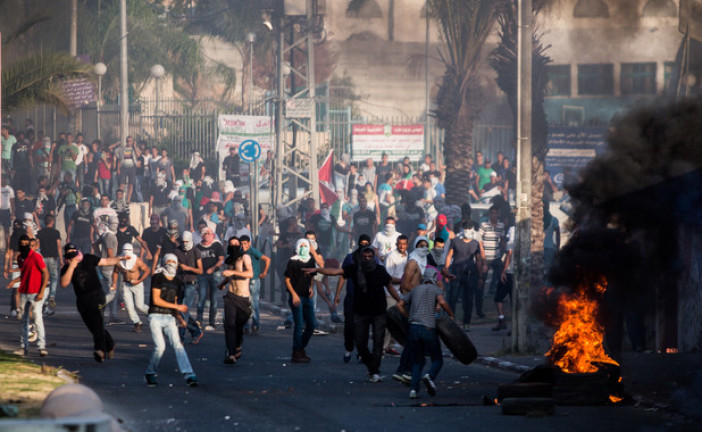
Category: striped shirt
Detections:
[
  {"x1": 403, "y1": 283, "x2": 442, "y2": 329},
  {"x1": 479, "y1": 220, "x2": 505, "y2": 261}
]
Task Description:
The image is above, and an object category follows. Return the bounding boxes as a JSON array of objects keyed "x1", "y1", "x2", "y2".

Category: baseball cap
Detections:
[
  {"x1": 417, "y1": 223, "x2": 427, "y2": 230},
  {"x1": 64, "y1": 243, "x2": 79, "y2": 259}
]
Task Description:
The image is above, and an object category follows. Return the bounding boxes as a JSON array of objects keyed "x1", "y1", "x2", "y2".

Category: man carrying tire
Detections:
[{"x1": 396, "y1": 267, "x2": 453, "y2": 399}]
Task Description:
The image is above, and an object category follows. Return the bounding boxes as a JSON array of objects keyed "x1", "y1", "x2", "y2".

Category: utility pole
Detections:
[
  {"x1": 306, "y1": 0, "x2": 320, "y2": 206},
  {"x1": 512, "y1": 0, "x2": 533, "y2": 353},
  {"x1": 119, "y1": 0, "x2": 129, "y2": 154},
  {"x1": 70, "y1": 0, "x2": 81, "y2": 133}
]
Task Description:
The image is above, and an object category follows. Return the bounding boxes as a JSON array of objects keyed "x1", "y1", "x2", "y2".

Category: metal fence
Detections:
[{"x1": 8, "y1": 98, "x2": 516, "y2": 173}]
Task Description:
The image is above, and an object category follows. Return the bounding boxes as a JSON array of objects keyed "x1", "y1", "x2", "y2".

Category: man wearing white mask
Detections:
[
  {"x1": 400, "y1": 237, "x2": 431, "y2": 293},
  {"x1": 443, "y1": 220, "x2": 483, "y2": 331},
  {"x1": 371, "y1": 217, "x2": 402, "y2": 263},
  {"x1": 112, "y1": 243, "x2": 151, "y2": 333},
  {"x1": 174, "y1": 231, "x2": 204, "y2": 344},
  {"x1": 145, "y1": 253, "x2": 199, "y2": 388}
]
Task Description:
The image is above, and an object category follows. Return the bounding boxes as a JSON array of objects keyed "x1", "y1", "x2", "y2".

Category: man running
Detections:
[
  {"x1": 60, "y1": 243, "x2": 127, "y2": 362},
  {"x1": 112, "y1": 243, "x2": 151, "y2": 333}
]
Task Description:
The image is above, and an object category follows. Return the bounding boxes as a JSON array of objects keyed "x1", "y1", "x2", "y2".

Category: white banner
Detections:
[
  {"x1": 216, "y1": 115, "x2": 273, "y2": 180},
  {"x1": 351, "y1": 124, "x2": 424, "y2": 162}
]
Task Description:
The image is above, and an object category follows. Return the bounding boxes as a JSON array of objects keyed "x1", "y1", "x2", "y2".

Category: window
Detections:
[
  {"x1": 573, "y1": 0, "x2": 610, "y2": 18},
  {"x1": 346, "y1": 0, "x2": 383, "y2": 18},
  {"x1": 643, "y1": 0, "x2": 677, "y2": 17},
  {"x1": 621, "y1": 63, "x2": 657, "y2": 94},
  {"x1": 546, "y1": 65, "x2": 571, "y2": 96},
  {"x1": 578, "y1": 64, "x2": 614, "y2": 95}
]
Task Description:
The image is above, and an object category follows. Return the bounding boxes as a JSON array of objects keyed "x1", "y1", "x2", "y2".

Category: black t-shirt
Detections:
[
  {"x1": 343, "y1": 263, "x2": 392, "y2": 316},
  {"x1": 71, "y1": 211, "x2": 93, "y2": 240},
  {"x1": 8, "y1": 230, "x2": 22, "y2": 252},
  {"x1": 376, "y1": 163, "x2": 392, "y2": 183},
  {"x1": 352, "y1": 209, "x2": 376, "y2": 238},
  {"x1": 157, "y1": 236, "x2": 179, "y2": 257},
  {"x1": 37, "y1": 227, "x2": 61, "y2": 258},
  {"x1": 222, "y1": 155, "x2": 240, "y2": 178},
  {"x1": 142, "y1": 227, "x2": 167, "y2": 256},
  {"x1": 309, "y1": 214, "x2": 334, "y2": 247},
  {"x1": 150, "y1": 182, "x2": 170, "y2": 207},
  {"x1": 333, "y1": 163, "x2": 349, "y2": 177},
  {"x1": 449, "y1": 238, "x2": 480, "y2": 271},
  {"x1": 197, "y1": 242, "x2": 224, "y2": 271},
  {"x1": 15, "y1": 198, "x2": 34, "y2": 220},
  {"x1": 136, "y1": 154, "x2": 145, "y2": 176},
  {"x1": 34, "y1": 197, "x2": 56, "y2": 220},
  {"x1": 284, "y1": 257, "x2": 316, "y2": 297},
  {"x1": 12, "y1": 141, "x2": 32, "y2": 167},
  {"x1": 116, "y1": 225, "x2": 140, "y2": 254},
  {"x1": 61, "y1": 254, "x2": 102, "y2": 296},
  {"x1": 149, "y1": 272, "x2": 181, "y2": 315},
  {"x1": 174, "y1": 247, "x2": 202, "y2": 283}
]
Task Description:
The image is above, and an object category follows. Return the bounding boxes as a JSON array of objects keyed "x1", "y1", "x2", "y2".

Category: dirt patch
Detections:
[{"x1": 0, "y1": 350, "x2": 74, "y2": 418}]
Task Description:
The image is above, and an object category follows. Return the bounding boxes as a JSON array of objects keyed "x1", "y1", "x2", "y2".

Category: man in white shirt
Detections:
[
  {"x1": 372, "y1": 217, "x2": 402, "y2": 263},
  {"x1": 0, "y1": 176, "x2": 15, "y2": 239},
  {"x1": 382, "y1": 234, "x2": 409, "y2": 355}
]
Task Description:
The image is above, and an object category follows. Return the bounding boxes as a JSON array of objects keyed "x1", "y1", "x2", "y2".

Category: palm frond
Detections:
[
  {"x1": 2, "y1": 52, "x2": 92, "y2": 113},
  {"x1": 1, "y1": 12, "x2": 51, "y2": 47}
]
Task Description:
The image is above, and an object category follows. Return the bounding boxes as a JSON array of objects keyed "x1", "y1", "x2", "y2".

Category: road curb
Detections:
[{"x1": 476, "y1": 356, "x2": 532, "y2": 373}]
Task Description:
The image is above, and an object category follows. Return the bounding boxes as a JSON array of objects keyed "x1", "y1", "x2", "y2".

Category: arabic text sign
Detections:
[
  {"x1": 216, "y1": 115, "x2": 273, "y2": 179},
  {"x1": 351, "y1": 124, "x2": 424, "y2": 162},
  {"x1": 62, "y1": 79, "x2": 95, "y2": 108},
  {"x1": 546, "y1": 126, "x2": 607, "y2": 187}
]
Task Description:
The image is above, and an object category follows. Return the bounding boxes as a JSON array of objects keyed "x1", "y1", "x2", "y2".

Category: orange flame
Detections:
[
  {"x1": 609, "y1": 395, "x2": 624, "y2": 404},
  {"x1": 546, "y1": 278, "x2": 619, "y2": 373}
]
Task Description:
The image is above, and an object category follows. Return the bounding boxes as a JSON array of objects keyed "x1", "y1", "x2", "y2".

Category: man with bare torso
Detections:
[
  {"x1": 219, "y1": 236, "x2": 253, "y2": 364},
  {"x1": 112, "y1": 243, "x2": 151, "y2": 332}
]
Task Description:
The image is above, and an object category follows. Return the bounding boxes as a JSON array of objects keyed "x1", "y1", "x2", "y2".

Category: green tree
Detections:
[
  {"x1": 429, "y1": 0, "x2": 502, "y2": 205},
  {"x1": 490, "y1": 1, "x2": 552, "y2": 285}
]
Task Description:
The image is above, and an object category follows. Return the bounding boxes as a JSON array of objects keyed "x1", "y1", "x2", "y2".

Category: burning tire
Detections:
[
  {"x1": 553, "y1": 370, "x2": 609, "y2": 405},
  {"x1": 436, "y1": 316, "x2": 478, "y2": 364},
  {"x1": 386, "y1": 305, "x2": 407, "y2": 346}
]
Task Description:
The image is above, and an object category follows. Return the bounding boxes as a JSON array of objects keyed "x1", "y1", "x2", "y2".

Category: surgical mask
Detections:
[
  {"x1": 415, "y1": 247, "x2": 429, "y2": 258},
  {"x1": 183, "y1": 241, "x2": 193, "y2": 251},
  {"x1": 299, "y1": 246, "x2": 310, "y2": 260},
  {"x1": 462, "y1": 229, "x2": 473, "y2": 239},
  {"x1": 384, "y1": 224, "x2": 396, "y2": 235},
  {"x1": 164, "y1": 262, "x2": 178, "y2": 277},
  {"x1": 432, "y1": 248, "x2": 444, "y2": 258}
]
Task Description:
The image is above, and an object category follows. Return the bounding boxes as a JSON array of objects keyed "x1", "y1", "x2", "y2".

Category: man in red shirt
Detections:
[{"x1": 8, "y1": 234, "x2": 49, "y2": 356}]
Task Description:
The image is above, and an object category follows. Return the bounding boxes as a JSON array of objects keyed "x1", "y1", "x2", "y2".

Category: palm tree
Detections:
[
  {"x1": 490, "y1": 0, "x2": 551, "y2": 285},
  {"x1": 429, "y1": 0, "x2": 502, "y2": 205}
]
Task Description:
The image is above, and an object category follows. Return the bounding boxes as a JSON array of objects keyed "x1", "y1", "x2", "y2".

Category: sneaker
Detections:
[
  {"x1": 93, "y1": 350, "x2": 105, "y2": 363},
  {"x1": 145, "y1": 374, "x2": 158, "y2": 387},
  {"x1": 291, "y1": 350, "x2": 310, "y2": 363},
  {"x1": 185, "y1": 374, "x2": 199, "y2": 387},
  {"x1": 48, "y1": 297, "x2": 57, "y2": 308},
  {"x1": 223, "y1": 355, "x2": 237, "y2": 365},
  {"x1": 462, "y1": 323, "x2": 470, "y2": 332},
  {"x1": 409, "y1": 389, "x2": 418, "y2": 399},
  {"x1": 28, "y1": 329, "x2": 38, "y2": 343},
  {"x1": 251, "y1": 326, "x2": 259, "y2": 335},
  {"x1": 43, "y1": 308, "x2": 55, "y2": 317},
  {"x1": 39, "y1": 349, "x2": 49, "y2": 357},
  {"x1": 13, "y1": 348, "x2": 27, "y2": 356},
  {"x1": 368, "y1": 374, "x2": 382, "y2": 383},
  {"x1": 204, "y1": 325, "x2": 216, "y2": 332},
  {"x1": 384, "y1": 347, "x2": 400, "y2": 357},
  {"x1": 10, "y1": 309, "x2": 17, "y2": 318},
  {"x1": 191, "y1": 332, "x2": 204, "y2": 345},
  {"x1": 422, "y1": 374, "x2": 436, "y2": 396},
  {"x1": 108, "y1": 318, "x2": 125, "y2": 325},
  {"x1": 313, "y1": 329, "x2": 328, "y2": 335},
  {"x1": 133, "y1": 323, "x2": 143, "y2": 333},
  {"x1": 392, "y1": 373, "x2": 411, "y2": 386},
  {"x1": 343, "y1": 351, "x2": 352, "y2": 363}
]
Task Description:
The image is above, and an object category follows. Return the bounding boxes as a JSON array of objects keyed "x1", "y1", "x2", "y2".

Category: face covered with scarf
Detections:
[
  {"x1": 291, "y1": 238, "x2": 312, "y2": 262},
  {"x1": 226, "y1": 236, "x2": 243, "y2": 265},
  {"x1": 182, "y1": 231, "x2": 194, "y2": 251},
  {"x1": 409, "y1": 236, "x2": 430, "y2": 273},
  {"x1": 157, "y1": 253, "x2": 178, "y2": 278},
  {"x1": 119, "y1": 243, "x2": 137, "y2": 271}
]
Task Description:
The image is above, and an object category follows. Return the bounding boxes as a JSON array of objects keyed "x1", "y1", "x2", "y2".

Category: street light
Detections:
[
  {"x1": 94, "y1": 62, "x2": 107, "y2": 141},
  {"x1": 150, "y1": 64, "x2": 165, "y2": 140},
  {"x1": 247, "y1": 32, "x2": 256, "y2": 115}
]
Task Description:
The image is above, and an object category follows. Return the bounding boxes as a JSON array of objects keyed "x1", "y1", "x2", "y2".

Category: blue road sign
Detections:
[{"x1": 239, "y1": 139, "x2": 262, "y2": 163}]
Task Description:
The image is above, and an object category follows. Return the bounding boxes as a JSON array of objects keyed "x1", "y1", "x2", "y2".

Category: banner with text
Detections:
[
  {"x1": 216, "y1": 115, "x2": 273, "y2": 181},
  {"x1": 351, "y1": 124, "x2": 424, "y2": 162},
  {"x1": 546, "y1": 126, "x2": 607, "y2": 187}
]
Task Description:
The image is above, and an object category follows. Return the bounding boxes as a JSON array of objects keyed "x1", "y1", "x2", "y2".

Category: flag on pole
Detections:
[{"x1": 318, "y1": 150, "x2": 338, "y2": 205}]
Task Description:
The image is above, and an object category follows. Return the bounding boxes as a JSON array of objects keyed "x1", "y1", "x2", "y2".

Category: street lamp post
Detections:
[
  {"x1": 150, "y1": 64, "x2": 165, "y2": 142},
  {"x1": 94, "y1": 62, "x2": 107, "y2": 141},
  {"x1": 246, "y1": 32, "x2": 259, "y2": 239}
]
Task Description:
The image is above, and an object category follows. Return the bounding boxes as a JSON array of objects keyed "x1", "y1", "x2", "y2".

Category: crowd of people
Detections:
[{"x1": 3, "y1": 119, "x2": 560, "y2": 399}]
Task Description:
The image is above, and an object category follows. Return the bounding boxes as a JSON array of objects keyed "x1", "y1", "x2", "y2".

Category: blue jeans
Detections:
[
  {"x1": 197, "y1": 273, "x2": 219, "y2": 326},
  {"x1": 179, "y1": 282, "x2": 202, "y2": 341},
  {"x1": 246, "y1": 278, "x2": 261, "y2": 329},
  {"x1": 146, "y1": 314, "x2": 194, "y2": 377},
  {"x1": 43, "y1": 257, "x2": 59, "y2": 300},
  {"x1": 288, "y1": 296, "x2": 316, "y2": 351},
  {"x1": 63, "y1": 204, "x2": 76, "y2": 232},
  {"x1": 408, "y1": 323, "x2": 443, "y2": 392},
  {"x1": 98, "y1": 178, "x2": 110, "y2": 196},
  {"x1": 19, "y1": 293, "x2": 46, "y2": 350}
]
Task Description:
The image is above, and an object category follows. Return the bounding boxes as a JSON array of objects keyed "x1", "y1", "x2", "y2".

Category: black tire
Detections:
[
  {"x1": 436, "y1": 316, "x2": 478, "y2": 365},
  {"x1": 386, "y1": 306, "x2": 407, "y2": 346}
]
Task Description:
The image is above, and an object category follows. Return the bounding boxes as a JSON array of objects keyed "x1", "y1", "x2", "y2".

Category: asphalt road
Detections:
[{"x1": 0, "y1": 286, "x2": 685, "y2": 432}]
